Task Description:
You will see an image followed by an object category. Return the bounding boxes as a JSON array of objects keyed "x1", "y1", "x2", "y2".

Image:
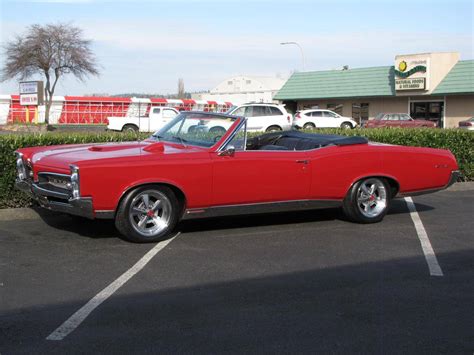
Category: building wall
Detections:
[
  {"x1": 294, "y1": 94, "x2": 473, "y2": 128},
  {"x1": 296, "y1": 97, "x2": 408, "y2": 119},
  {"x1": 445, "y1": 95, "x2": 474, "y2": 128}
]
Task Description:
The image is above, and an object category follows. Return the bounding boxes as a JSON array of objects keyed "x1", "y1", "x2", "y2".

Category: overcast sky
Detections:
[{"x1": 0, "y1": 0, "x2": 473, "y2": 96}]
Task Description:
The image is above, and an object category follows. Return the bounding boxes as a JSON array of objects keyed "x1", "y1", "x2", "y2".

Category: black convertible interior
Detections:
[{"x1": 246, "y1": 131, "x2": 368, "y2": 151}]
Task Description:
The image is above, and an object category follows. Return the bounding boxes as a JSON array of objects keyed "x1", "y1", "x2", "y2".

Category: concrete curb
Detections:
[{"x1": 0, "y1": 182, "x2": 473, "y2": 221}]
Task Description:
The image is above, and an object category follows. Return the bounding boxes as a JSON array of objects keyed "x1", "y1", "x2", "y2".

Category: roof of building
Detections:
[
  {"x1": 432, "y1": 60, "x2": 474, "y2": 95},
  {"x1": 274, "y1": 66, "x2": 396, "y2": 100}
]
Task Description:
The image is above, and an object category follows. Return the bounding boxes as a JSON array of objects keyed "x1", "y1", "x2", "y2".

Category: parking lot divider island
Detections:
[{"x1": 0, "y1": 128, "x2": 472, "y2": 208}]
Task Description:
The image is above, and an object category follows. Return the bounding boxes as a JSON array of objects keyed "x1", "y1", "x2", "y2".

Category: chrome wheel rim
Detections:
[
  {"x1": 129, "y1": 190, "x2": 172, "y2": 237},
  {"x1": 356, "y1": 178, "x2": 387, "y2": 218}
]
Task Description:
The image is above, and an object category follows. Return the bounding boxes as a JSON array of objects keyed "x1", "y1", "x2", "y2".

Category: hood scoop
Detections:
[
  {"x1": 143, "y1": 142, "x2": 165, "y2": 153},
  {"x1": 88, "y1": 143, "x2": 141, "y2": 152}
]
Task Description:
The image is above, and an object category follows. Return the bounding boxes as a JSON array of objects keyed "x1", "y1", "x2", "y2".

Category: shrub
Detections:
[
  {"x1": 0, "y1": 128, "x2": 472, "y2": 208},
  {"x1": 0, "y1": 131, "x2": 147, "y2": 209}
]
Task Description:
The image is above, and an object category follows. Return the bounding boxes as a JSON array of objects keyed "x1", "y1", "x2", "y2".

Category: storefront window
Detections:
[
  {"x1": 327, "y1": 103, "x2": 343, "y2": 115},
  {"x1": 352, "y1": 103, "x2": 369, "y2": 125},
  {"x1": 410, "y1": 101, "x2": 444, "y2": 127}
]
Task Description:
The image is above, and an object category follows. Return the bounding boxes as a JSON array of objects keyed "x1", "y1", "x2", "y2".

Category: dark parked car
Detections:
[{"x1": 365, "y1": 113, "x2": 437, "y2": 128}]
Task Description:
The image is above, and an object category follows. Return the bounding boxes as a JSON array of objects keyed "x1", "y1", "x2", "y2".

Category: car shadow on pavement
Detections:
[
  {"x1": 33, "y1": 207, "x2": 118, "y2": 239},
  {"x1": 31, "y1": 199, "x2": 435, "y2": 240},
  {"x1": 178, "y1": 199, "x2": 434, "y2": 234}
]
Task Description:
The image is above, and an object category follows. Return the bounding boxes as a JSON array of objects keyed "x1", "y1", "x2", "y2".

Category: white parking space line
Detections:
[
  {"x1": 46, "y1": 233, "x2": 180, "y2": 341},
  {"x1": 404, "y1": 197, "x2": 443, "y2": 277}
]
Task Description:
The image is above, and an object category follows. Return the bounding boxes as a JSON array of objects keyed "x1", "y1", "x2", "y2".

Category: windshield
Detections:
[{"x1": 151, "y1": 112, "x2": 238, "y2": 147}]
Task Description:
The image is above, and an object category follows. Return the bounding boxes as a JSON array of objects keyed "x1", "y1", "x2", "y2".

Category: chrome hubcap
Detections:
[
  {"x1": 356, "y1": 178, "x2": 387, "y2": 218},
  {"x1": 129, "y1": 190, "x2": 171, "y2": 237}
]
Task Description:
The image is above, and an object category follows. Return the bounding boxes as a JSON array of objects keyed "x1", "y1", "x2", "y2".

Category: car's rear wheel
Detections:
[
  {"x1": 123, "y1": 124, "x2": 138, "y2": 133},
  {"x1": 342, "y1": 177, "x2": 390, "y2": 223},
  {"x1": 340, "y1": 122, "x2": 353, "y2": 129},
  {"x1": 303, "y1": 122, "x2": 316, "y2": 130},
  {"x1": 115, "y1": 185, "x2": 180, "y2": 243},
  {"x1": 266, "y1": 125, "x2": 282, "y2": 132}
]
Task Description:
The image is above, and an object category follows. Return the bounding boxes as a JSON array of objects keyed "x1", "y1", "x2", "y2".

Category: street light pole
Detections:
[{"x1": 280, "y1": 42, "x2": 306, "y2": 71}]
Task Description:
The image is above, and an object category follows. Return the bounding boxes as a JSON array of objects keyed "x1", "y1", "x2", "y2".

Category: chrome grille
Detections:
[{"x1": 37, "y1": 173, "x2": 72, "y2": 196}]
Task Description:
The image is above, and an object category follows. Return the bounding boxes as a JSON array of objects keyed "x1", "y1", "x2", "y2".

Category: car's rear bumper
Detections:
[{"x1": 16, "y1": 179, "x2": 94, "y2": 219}]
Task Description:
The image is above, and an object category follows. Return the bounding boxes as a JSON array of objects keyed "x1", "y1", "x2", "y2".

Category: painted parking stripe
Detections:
[
  {"x1": 404, "y1": 197, "x2": 443, "y2": 277},
  {"x1": 46, "y1": 233, "x2": 180, "y2": 341}
]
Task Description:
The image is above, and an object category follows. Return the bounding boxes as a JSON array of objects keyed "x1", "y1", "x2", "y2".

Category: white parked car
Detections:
[
  {"x1": 107, "y1": 107, "x2": 179, "y2": 132},
  {"x1": 227, "y1": 103, "x2": 293, "y2": 132},
  {"x1": 293, "y1": 109, "x2": 358, "y2": 129}
]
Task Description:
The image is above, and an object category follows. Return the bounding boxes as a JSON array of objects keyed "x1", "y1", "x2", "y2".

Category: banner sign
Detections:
[{"x1": 394, "y1": 65, "x2": 427, "y2": 78}]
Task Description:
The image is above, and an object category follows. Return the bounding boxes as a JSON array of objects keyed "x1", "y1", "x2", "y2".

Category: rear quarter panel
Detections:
[{"x1": 308, "y1": 144, "x2": 457, "y2": 199}]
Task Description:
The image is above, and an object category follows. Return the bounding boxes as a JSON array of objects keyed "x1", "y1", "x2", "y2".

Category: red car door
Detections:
[{"x1": 211, "y1": 150, "x2": 311, "y2": 206}]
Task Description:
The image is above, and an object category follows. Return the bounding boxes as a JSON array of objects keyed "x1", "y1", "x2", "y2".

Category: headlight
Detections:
[
  {"x1": 15, "y1": 152, "x2": 26, "y2": 180},
  {"x1": 70, "y1": 165, "x2": 80, "y2": 199}
]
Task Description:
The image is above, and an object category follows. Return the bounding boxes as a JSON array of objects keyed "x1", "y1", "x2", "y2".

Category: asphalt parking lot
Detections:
[{"x1": 1, "y1": 186, "x2": 473, "y2": 354}]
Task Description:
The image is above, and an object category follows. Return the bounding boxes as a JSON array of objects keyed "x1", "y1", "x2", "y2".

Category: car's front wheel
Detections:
[
  {"x1": 342, "y1": 177, "x2": 390, "y2": 223},
  {"x1": 115, "y1": 185, "x2": 180, "y2": 243},
  {"x1": 340, "y1": 122, "x2": 353, "y2": 129}
]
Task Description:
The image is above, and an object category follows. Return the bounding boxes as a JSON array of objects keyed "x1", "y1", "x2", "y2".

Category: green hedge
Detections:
[{"x1": 0, "y1": 128, "x2": 472, "y2": 208}]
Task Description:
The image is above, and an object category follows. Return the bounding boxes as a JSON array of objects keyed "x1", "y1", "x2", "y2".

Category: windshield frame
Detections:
[{"x1": 150, "y1": 111, "x2": 244, "y2": 150}]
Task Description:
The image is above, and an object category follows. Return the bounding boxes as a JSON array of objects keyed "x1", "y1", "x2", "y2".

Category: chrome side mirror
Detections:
[{"x1": 218, "y1": 145, "x2": 235, "y2": 157}]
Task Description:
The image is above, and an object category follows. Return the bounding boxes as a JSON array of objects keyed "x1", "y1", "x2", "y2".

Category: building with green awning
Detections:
[{"x1": 275, "y1": 52, "x2": 473, "y2": 128}]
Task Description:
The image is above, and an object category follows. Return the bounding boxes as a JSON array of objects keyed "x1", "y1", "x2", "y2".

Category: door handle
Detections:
[{"x1": 296, "y1": 160, "x2": 309, "y2": 164}]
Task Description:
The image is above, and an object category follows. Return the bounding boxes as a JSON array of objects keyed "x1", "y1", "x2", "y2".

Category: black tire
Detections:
[
  {"x1": 303, "y1": 122, "x2": 316, "y2": 130},
  {"x1": 115, "y1": 185, "x2": 180, "y2": 243},
  {"x1": 340, "y1": 122, "x2": 353, "y2": 129},
  {"x1": 123, "y1": 124, "x2": 138, "y2": 133},
  {"x1": 265, "y1": 125, "x2": 282, "y2": 132},
  {"x1": 342, "y1": 177, "x2": 391, "y2": 223}
]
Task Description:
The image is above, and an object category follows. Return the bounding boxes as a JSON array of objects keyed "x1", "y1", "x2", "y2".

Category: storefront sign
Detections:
[
  {"x1": 394, "y1": 56, "x2": 430, "y2": 91},
  {"x1": 19, "y1": 81, "x2": 44, "y2": 106},
  {"x1": 395, "y1": 78, "x2": 426, "y2": 90}
]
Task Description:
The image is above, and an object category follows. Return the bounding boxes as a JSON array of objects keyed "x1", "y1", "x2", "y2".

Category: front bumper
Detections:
[{"x1": 16, "y1": 179, "x2": 94, "y2": 219}]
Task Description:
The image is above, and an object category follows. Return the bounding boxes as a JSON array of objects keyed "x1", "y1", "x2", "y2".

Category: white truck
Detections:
[{"x1": 107, "y1": 107, "x2": 179, "y2": 132}]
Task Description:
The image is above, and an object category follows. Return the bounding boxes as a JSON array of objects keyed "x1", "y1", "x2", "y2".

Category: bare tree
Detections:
[
  {"x1": 177, "y1": 78, "x2": 185, "y2": 99},
  {"x1": 1, "y1": 23, "x2": 99, "y2": 124}
]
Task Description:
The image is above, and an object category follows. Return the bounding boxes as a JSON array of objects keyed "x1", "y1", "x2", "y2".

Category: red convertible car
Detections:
[{"x1": 15, "y1": 112, "x2": 459, "y2": 243}]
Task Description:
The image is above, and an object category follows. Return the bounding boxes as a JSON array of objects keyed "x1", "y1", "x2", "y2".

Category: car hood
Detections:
[{"x1": 27, "y1": 140, "x2": 204, "y2": 172}]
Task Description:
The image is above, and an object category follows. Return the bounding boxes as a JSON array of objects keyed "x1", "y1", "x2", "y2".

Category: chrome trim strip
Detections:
[
  {"x1": 32, "y1": 183, "x2": 70, "y2": 200},
  {"x1": 95, "y1": 210, "x2": 115, "y2": 219},
  {"x1": 182, "y1": 199, "x2": 342, "y2": 220}
]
